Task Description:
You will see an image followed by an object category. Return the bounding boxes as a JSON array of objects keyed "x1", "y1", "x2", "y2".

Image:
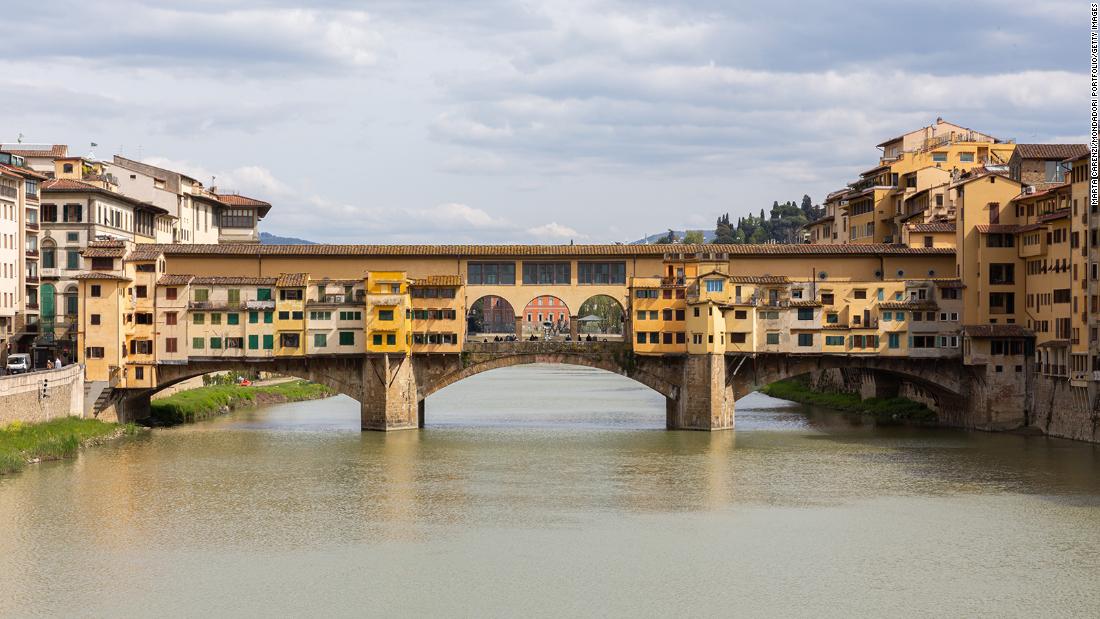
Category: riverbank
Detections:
[
  {"x1": 0, "y1": 417, "x2": 138, "y2": 475},
  {"x1": 760, "y1": 379, "x2": 936, "y2": 424},
  {"x1": 148, "y1": 380, "x2": 336, "y2": 426}
]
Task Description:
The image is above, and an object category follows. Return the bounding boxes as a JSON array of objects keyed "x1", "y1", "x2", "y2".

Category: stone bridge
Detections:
[{"x1": 106, "y1": 341, "x2": 1021, "y2": 432}]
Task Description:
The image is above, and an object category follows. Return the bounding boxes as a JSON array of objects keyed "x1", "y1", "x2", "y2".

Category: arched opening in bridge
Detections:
[
  {"x1": 576, "y1": 295, "x2": 624, "y2": 339},
  {"x1": 521, "y1": 295, "x2": 570, "y2": 339},
  {"x1": 424, "y1": 363, "x2": 666, "y2": 429},
  {"x1": 467, "y1": 295, "x2": 515, "y2": 339}
]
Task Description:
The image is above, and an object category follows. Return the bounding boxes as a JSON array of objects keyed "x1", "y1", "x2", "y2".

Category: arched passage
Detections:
[
  {"x1": 576, "y1": 294, "x2": 624, "y2": 338},
  {"x1": 521, "y1": 295, "x2": 570, "y2": 339},
  {"x1": 467, "y1": 295, "x2": 515, "y2": 338}
]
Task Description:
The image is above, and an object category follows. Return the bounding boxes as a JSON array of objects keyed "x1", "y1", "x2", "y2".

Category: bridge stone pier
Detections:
[{"x1": 107, "y1": 342, "x2": 1025, "y2": 432}]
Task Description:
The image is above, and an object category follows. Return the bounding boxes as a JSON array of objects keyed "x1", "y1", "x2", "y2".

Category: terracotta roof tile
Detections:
[
  {"x1": 961, "y1": 324, "x2": 1033, "y2": 338},
  {"x1": 42, "y1": 178, "x2": 100, "y2": 192},
  {"x1": 974, "y1": 224, "x2": 1021, "y2": 234},
  {"x1": 789, "y1": 300, "x2": 823, "y2": 307},
  {"x1": 81, "y1": 246, "x2": 126, "y2": 258},
  {"x1": 727, "y1": 275, "x2": 790, "y2": 284},
  {"x1": 907, "y1": 222, "x2": 955, "y2": 233},
  {"x1": 71, "y1": 272, "x2": 129, "y2": 281},
  {"x1": 932, "y1": 278, "x2": 964, "y2": 288},
  {"x1": 1013, "y1": 144, "x2": 1088, "y2": 160},
  {"x1": 193, "y1": 276, "x2": 278, "y2": 286},
  {"x1": 1037, "y1": 209, "x2": 1070, "y2": 222},
  {"x1": 276, "y1": 273, "x2": 308, "y2": 287},
  {"x1": 879, "y1": 300, "x2": 938, "y2": 310},
  {"x1": 213, "y1": 193, "x2": 270, "y2": 207},
  {"x1": 139, "y1": 243, "x2": 954, "y2": 258},
  {"x1": 410, "y1": 275, "x2": 463, "y2": 287},
  {"x1": 157, "y1": 274, "x2": 194, "y2": 286},
  {"x1": 0, "y1": 145, "x2": 68, "y2": 158},
  {"x1": 0, "y1": 163, "x2": 48, "y2": 180},
  {"x1": 126, "y1": 246, "x2": 164, "y2": 261}
]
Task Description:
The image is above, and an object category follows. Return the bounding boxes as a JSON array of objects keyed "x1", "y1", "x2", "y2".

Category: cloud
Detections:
[
  {"x1": 526, "y1": 222, "x2": 581, "y2": 238},
  {"x1": 409, "y1": 203, "x2": 511, "y2": 229}
]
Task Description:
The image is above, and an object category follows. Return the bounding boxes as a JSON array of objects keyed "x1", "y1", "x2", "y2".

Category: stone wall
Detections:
[
  {"x1": 1029, "y1": 375, "x2": 1098, "y2": 442},
  {"x1": 0, "y1": 365, "x2": 85, "y2": 425}
]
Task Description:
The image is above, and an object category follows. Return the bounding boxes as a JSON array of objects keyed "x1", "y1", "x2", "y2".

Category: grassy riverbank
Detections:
[
  {"x1": 148, "y1": 380, "x2": 335, "y2": 425},
  {"x1": 0, "y1": 417, "x2": 138, "y2": 475},
  {"x1": 760, "y1": 379, "x2": 936, "y2": 424}
]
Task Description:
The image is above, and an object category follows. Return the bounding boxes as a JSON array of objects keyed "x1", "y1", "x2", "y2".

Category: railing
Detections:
[
  {"x1": 25, "y1": 249, "x2": 38, "y2": 258},
  {"x1": 25, "y1": 222, "x2": 38, "y2": 231},
  {"x1": 25, "y1": 275, "x2": 39, "y2": 283},
  {"x1": 244, "y1": 300, "x2": 275, "y2": 310}
]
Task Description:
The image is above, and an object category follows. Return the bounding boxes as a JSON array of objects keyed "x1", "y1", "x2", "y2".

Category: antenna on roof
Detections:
[{"x1": 17, "y1": 133, "x2": 23, "y2": 144}]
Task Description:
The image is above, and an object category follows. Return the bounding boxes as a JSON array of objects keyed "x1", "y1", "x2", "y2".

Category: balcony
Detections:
[
  {"x1": 25, "y1": 249, "x2": 38, "y2": 259},
  {"x1": 25, "y1": 275, "x2": 39, "y2": 284},
  {"x1": 25, "y1": 303, "x2": 38, "y2": 311},
  {"x1": 25, "y1": 222, "x2": 39, "y2": 232},
  {"x1": 244, "y1": 299, "x2": 275, "y2": 310}
]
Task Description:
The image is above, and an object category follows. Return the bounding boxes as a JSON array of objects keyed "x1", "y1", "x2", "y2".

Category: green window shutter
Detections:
[
  {"x1": 248, "y1": 335, "x2": 258, "y2": 350},
  {"x1": 339, "y1": 331, "x2": 354, "y2": 346},
  {"x1": 227, "y1": 313, "x2": 239, "y2": 325},
  {"x1": 386, "y1": 334, "x2": 396, "y2": 345},
  {"x1": 193, "y1": 313, "x2": 204, "y2": 325},
  {"x1": 249, "y1": 311, "x2": 258, "y2": 324},
  {"x1": 257, "y1": 288, "x2": 271, "y2": 301},
  {"x1": 264, "y1": 311, "x2": 272, "y2": 324},
  {"x1": 372, "y1": 334, "x2": 382, "y2": 345},
  {"x1": 262, "y1": 335, "x2": 274, "y2": 350},
  {"x1": 194, "y1": 289, "x2": 209, "y2": 302},
  {"x1": 228, "y1": 289, "x2": 240, "y2": 304},
  {"x1": 192, "y1": 337, "x2": 204, "y2": 350},
  {"x1": 210, "y1": 313, "x2": 221, "y2": 325},
  {"x1": 314, "y1": 333, "x2": 327, "y2": 347},
  {"x1": 210, "y1": 337, "x2": 221, "y2": 349}
]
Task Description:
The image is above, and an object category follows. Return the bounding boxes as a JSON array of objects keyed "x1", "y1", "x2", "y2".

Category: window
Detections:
[
  {"x1": 279, "y1": 311, "x2": 290, "y2": 320},
  {"x1": 985, "y1": 233, "x2": 1014, "y2": 248},
  {"x1": 386, "y1": 334, "x2": 396, "y2": 346},
  {"x1": 636, "y1": 332, "x2": 646, "y2": 344},
  {"x1": 226, "y1": 338, "x2": 243, "y2": 349},
  {"x1": 314, "y1": 333, "x2": 327, "y2": 348},
  {"x1": 227, "y1": 313, "x2": 239, "y2": 325},
  {"x1": 649, "y1": 332, "x2": 659, "y2": 344},
  {"x1": 165, "y1": 287, "x2": 177, "y2": 300},
  {"x1": 636, "y1": 310, "x2": 646, "y2": 321},
  {"x1": 339, "y1": 331, "x2": 355, "y2": 346},
  {"x1": 821, "y1": 293, "x2": 834, "y2": 305},
  {"x1": 522, "y1": 262, "x2": 571, "y2": 285},
  {"x1": 676, "y1": 332, "x2": 686, "y2": 344},
  {"x1": 373, "y1": 334, "x2": 383, "y2": 346},
  {"x1": 853, "y1": 289, "x2": 867, "y2": 300},
  {"x1": 797, "y1": 308, "x2": 813, "y2": 320},
  {"x1": 797, "y1": 333, "x2": 813, "y2": 347},
  {"x1": 209, "y1": 337, "x2": 222, "y2": 350},
  {"x1": 959, "y1": 152, "x2": 975, "y2": 163},
  {"x1": 766, "y1": 332, "x2": 780, "y2": 345},
  {"x1": 66, "y1": 250, "x2": 80, "y2": 270},
  {"x1": 888, "y1": 333, "x2": 900, "y2": 349},
  {"x1": 895, "y1": 312, "x2": 905, "y2": 322},
  {"x1": 85, "y1": 347, "x2": 105, "y2": 359},
  {"x1": 91, "y1": 257, "x2": 113, "y2": 270},
  {"x1": 577, "y1": 262, "x2": 626, "y2": 285},
  {"x1": 90, "y1": 285, "x2": 101, "y2": 298},
  {"x1": 941, "y1": 288, "x2": 959, "y2": 300},
  {"x1": 90, "y1": 314, "x2": 101, "y2": 326},
  {"x1": 826, "y1": 313, "x2": 838, "y2": 324},
  {"x1": 932, "y1": 152, "x2": 947, "y2": 162},
  {"x1": 193, "y1": 313, "x2": 205, "y2": 325},
  {"x1": 634, "y1": 289, "x2": 659, "y2": 299},
  {"x1": 248, "y1": 335, "x2": 259, "y2": 350},
  {"x1": 989, "y1": 263, "x2": 1015, "y2": 285},
  {"x1": 257, "y1": 288, "x2": 272, "y2": 301},
  {"x1": 263, "y1": 335, "x2": 274, "y2": 350},
  {"x1": 378, "y1": 309, "x2": 394, "y2": 321},
  {"x1": 663, "y1": 332, "x2": 673, "y2": 345},
  {"x1": 912, "y1": 335, "x2": 936, "y2": 349},
  {"x1": 693, "y1": 307, "x2": 700, "y2": 317},
  {"x1": 924, "y1": 236, "x2": 933, "y2": 248},
  {"x1": 467, "y1": 262, "x2": 516, "y2": 285},
  {"x1": 192, "y1": 337, "x2": 204, "y2": 350},
  {"x1": 730, "y1": 332, "x2": 747, "y2": 344},
  {"x1": 292, "y1": 311, "x2": 303, "y2": 320},
  {"x1": 280, "y1": 333, "x2": 300, "y2": 348},
  {"x1": 279, "y1": 289, "x2": 303, "y2": 301},
  {"x1": 165, "y1": 338, "x2": 178, "y2": 353},
  {"x1": 989, "y1": 292, "x2": 1015, "y2": 314},
  {"x1": 734, "y1": 310, "x2": 747, "y2": 319},
  {"x1": 882, "y1": 311, "x2": 892, "y2": 321},
  {"x1": 264, "y1": 311, "x2": 273, "y2": 324},
  {"x1": 221, "y1": 208, "x2": 255, "y2": 229},
  {"x1": 194, "y1": 289, "x2": 209, "y2": 302},
  {"x1": 825, "y1": 335, "x2": 845, "y2": 346},
  {"x1": 210, "y1": 313, "x2": 221, "y2": 325},
  {"x1": 249, "y1": 311, "x2": 258, "y2": 324},
  {"x1": 227, "y1": 289, "x2": 240, "y2": 305},
  {"x1": 705, "y1": 279, "x2": 724, "y2": 293}
]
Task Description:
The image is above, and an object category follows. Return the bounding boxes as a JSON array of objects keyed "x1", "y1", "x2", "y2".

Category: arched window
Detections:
[
  {"x1": 41, "y1": 238, "x2": 56, "y2": 269},
  {"x1": 64, "y1": 285, "x2": 78, "y2": 318}
]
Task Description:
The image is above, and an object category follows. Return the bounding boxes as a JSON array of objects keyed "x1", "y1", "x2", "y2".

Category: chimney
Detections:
[{"x1": 936, "y1": 117, "x2": 944, "y2": 124}]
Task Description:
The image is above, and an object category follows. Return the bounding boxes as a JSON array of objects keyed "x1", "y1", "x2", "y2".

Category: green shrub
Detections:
[
  {"x1": 760, "y1": 379, "x2": 936, "y2": 424},
  {"x1": 0, "y1": 417, "x2": 124, "y2": 474}
]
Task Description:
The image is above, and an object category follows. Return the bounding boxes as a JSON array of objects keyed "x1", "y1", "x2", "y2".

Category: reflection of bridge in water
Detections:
[{"x1": 113, "y1": 340, "x2": 994, "y2": 433}]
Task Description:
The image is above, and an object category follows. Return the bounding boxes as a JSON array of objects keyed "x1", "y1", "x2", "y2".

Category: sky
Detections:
[{"x1": 0, "y1": 0, "x2": 1089, "y2": 244}]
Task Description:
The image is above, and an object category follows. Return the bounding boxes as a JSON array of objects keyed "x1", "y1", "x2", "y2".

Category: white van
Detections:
[{"x1": 6, "y1": 353, "x2": 31, "y2": 375}]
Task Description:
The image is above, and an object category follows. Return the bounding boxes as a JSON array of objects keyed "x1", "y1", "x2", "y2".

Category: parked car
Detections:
[{"x1": 6, "y1": 353, "x2": 31, "y2": 375}]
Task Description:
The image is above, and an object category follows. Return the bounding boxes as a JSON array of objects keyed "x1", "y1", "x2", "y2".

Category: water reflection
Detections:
[{"x1": 0, "y1": 364, "x2": 1098, "y2": 616}]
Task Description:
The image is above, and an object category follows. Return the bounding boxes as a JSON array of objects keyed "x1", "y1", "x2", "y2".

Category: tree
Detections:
[
  {"x1": 683, "y1": 230, "x2": 705, "y2": 244},
  {"x1": 713, "y1": 213, "x2": 737, "y2": 244},
  {"x1": 801, "y1": 194, "x2": 814, "y2": 218}
]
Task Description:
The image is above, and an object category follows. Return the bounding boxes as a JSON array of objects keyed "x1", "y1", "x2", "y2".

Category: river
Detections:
[{"x1": 1, "y1": 364, "x2": 1099, "y2": 617}]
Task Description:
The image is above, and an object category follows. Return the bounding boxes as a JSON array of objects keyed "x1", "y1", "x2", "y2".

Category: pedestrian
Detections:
[
  {"x1": 46, "y1": 359, "x2": 54, "y2": 370},
  {"x1": 55, "y1": 356, "x2": 62, "y2": 369}
]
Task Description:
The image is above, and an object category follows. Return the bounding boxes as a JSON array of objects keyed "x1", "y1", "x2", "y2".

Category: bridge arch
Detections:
[
  {"x1": 148, "y1": 357, "x2": 369, "y2": 404},
  {"x1": 576, "y1": 294, "x2": 624, "y2": 336},
  {"x1": 467, "y1": 295, "x2": 516, "y2": 337},
  {"x1": 521, "y1": 295, "x2": 571, "y2": 338}
]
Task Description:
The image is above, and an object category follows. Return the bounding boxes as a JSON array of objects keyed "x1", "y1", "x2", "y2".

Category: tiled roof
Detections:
[
  {"x1": 410, "y1": 275, "x2": 463, "y2": 287},
  {"x1": 1014, "y1": 144, "x2": 1088, "y2": 160},
  {"x1": 71, "y1": 272, "x2": 129, "y2": 281},
  {"x1": 974, "y1": 224, "x2": 1021, "y2": 234},
  {"x1": 727, "y1": 275, "x2": 790, "y2": 283},
  {"x1": 1036, "y1": 339, "x2": 1071, "y2": 348},
  {"x1": 0, "y1": 145, "x2": 68, "y2": 158},
  {"x1": 879, "y1": 300, "x2": 938, "y2": 310},
  {"x1": 961, "y1": 324, "x2": 1033, "y2": 338},
  {"x1": 193, "y1": 276, "x2": 278, "y2": 286},
  {"x1": 1011, "y1": 183, "x2": 1070, "y2": 202},
  {"x1": 157, "y1": 274, "x2": 195, "y2": 286},
  {"x1": 789, "y1": 300, "x2": 823, "y2": 307},
  {"x1": 81, "y1": 243, "x2": 126, "y2": 258},
  {"x1": 42, "y1": 178, "x2": 100, "y2": 192},
  {"x1": 1037, "y1": 209, "x2": 1070, "y2": 223},
  {"x1": 214, "y1": 193, "x2": 270, "y2": 207},
  {"x1": 314, "y1": 278, "x2": 363, "y2": 286},
  {"x1": 907, "y1": 222, "x2": 954, "y2": 233},
  {"x1": 138, "y1": 243, "x2": 955, "y2": 257},
  {"x1": 932, "y1": 278, "x2": 964, "y2": 288},
  {"x1": 822, "y1": 324, "x2": 850, "y2": 330},
  {"x1": 276, "y1": 273, "x2": 309, "y2": 287},
  {"x1": 126, "y1": 246, "x2": 164, "y2": 261},
  {"x1": 0, "y1": 163, "x2": 48, "y2": 180}
]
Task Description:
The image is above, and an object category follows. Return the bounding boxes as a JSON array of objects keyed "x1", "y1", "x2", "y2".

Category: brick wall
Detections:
[{"x1": 0, "y1": 364, "x2": 85, "y2": 425}]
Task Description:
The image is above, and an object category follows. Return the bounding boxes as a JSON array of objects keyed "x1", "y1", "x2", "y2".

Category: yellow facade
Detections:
[{"x1": 365, "y1": 271, "x2": 411, "y2": 355}]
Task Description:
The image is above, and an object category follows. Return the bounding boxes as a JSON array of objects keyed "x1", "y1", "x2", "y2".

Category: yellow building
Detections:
[
  {"x1": 274, "y1": 273, "x2": 307, "y2": 356},
  {"x1": 365, "y1": 271, "x2": 411, "y2": 355}
]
